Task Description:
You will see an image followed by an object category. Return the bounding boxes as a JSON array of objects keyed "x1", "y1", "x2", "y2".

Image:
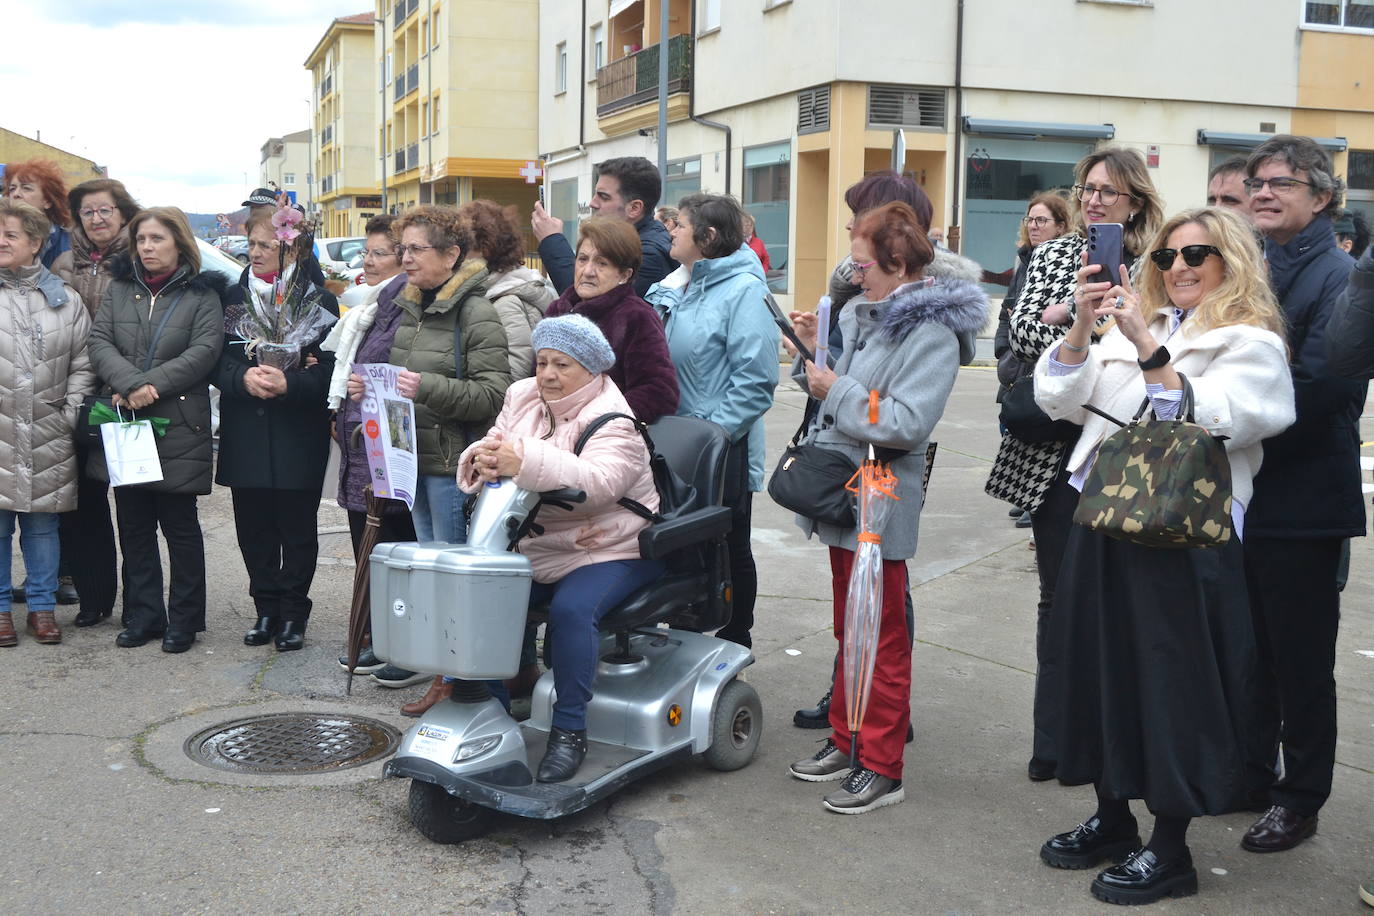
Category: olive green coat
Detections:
[{"x1": 390, "y1": 258, "x2": 510, "y2": 475}]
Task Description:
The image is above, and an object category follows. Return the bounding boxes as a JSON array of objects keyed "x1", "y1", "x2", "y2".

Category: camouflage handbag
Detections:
[{"x1": 1072, "y1": 374, "x2": 1233, "y2": 548}]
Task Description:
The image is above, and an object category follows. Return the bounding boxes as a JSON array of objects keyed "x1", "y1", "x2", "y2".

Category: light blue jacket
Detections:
[{"x1": 647, "y1": 246, "x2": 779, "y2": 490}]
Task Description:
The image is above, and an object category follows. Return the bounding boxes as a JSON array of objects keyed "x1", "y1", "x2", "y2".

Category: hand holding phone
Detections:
[{"x1": 1087, "y1": 222, "x2": 1124, "y2": 287}]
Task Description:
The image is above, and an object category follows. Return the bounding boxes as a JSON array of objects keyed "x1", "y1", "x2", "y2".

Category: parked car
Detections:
[{"x1": 314, "y1": 236, "x2": 366, "y2": 273}]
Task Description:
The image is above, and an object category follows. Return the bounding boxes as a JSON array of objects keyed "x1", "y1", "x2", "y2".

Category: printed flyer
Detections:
[{"x1": 355, "y1": 362, "x2": 418, "y2": 508}]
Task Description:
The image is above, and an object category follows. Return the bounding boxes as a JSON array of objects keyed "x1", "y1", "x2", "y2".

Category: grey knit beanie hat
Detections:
[{"x1": 531, "y1": 314, "x2": 616, "y2": 374}]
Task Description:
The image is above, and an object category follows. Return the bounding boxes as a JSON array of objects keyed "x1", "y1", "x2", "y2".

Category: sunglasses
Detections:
[{"x1": 1149, "y1": 245, "x2": 1223, "y2": 270}]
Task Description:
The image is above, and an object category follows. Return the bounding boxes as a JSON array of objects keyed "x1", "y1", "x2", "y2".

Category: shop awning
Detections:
[
  {"x1": 1197, "y1": 130, "x2": 1347, "y2": 152},
  {"x1": 962, "y1": 118, "x2": 1115, "y2": 140}
]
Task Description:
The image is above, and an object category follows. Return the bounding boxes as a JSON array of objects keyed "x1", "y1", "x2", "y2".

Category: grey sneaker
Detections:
[
  {"x1": 789, "y1": 738, "x2": 849, "y2": 782},
  {"x1": 822, "y1": 766, "x2": 904, "y2": 814}
]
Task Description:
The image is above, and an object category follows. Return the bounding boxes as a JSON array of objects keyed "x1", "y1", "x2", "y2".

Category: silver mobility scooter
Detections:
[{"x1": 371, "y1": 416, "x2": 762, "y2": 843}]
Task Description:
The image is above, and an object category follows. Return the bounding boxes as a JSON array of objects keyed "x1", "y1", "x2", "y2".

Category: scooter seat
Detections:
[{"x1": 598, "y1": 571, "x2": 710, "y2": 632}]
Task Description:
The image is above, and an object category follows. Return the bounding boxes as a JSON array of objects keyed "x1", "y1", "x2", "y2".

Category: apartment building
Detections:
[
  {"x1": 0, "y1": 128, "x2": 105, "y2": 187},
  {"x1": 308, "y1": 13, "x2": 383, "y2": 238},
  {"x1": 537, "y1": 0, "x2": 1374, "y2": 308},
  {"x1": 373, "y1": 0, "x2": 541, "y2": 226},
  {"x1": 259, "y1": 130, "x2": 313, "y2": 212}
]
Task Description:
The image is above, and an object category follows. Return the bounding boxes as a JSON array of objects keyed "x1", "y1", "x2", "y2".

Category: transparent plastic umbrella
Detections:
[{"x1": 840, "y1": 393, "x2": 901, "y2": 770}]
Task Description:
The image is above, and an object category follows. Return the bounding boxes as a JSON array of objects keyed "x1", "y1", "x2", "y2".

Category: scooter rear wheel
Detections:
[
  {"x1": 408, "y1": 779, "x2": 495, "y2": 844},
  {"x1": 703, "y1": 678, "x2": 762, "y2": 771}
]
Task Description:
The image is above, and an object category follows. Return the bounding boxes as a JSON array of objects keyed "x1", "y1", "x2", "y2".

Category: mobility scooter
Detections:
[{"x1": 371, "y1": 416, "x2": 762, "y2": 843}]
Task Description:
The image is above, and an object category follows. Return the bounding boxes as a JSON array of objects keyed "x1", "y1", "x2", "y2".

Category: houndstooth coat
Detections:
[{"x1": 984, "y1": 234, "x2": 1088, "y2": 512}]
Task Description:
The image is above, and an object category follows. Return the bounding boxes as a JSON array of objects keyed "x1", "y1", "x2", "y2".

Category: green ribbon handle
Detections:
[{"x1": 88, "y1": 400, "x2": 170, "y2": 437}]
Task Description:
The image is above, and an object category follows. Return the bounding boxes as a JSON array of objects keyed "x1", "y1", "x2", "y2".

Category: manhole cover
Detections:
[{"x1": 184, "y1": 713, "x2": 401, "y2": 775}]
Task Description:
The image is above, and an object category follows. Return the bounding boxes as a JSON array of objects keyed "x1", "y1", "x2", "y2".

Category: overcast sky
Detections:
[{"x1": 9, "y1": 1, "x2": 367, "y2": 214}]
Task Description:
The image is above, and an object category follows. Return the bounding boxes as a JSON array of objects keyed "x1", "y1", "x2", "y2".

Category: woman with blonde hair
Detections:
[
  {"x1": 987, "y1": 147, "x2": 1164, "y2": 783},
  {"x1": 1031, "y1": 207, "x2": 1294, "y2": 905}
]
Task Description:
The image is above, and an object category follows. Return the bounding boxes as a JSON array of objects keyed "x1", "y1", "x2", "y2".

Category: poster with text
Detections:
[{"x1": 355, "y1": 362, "x2": 418, "y2": 509}]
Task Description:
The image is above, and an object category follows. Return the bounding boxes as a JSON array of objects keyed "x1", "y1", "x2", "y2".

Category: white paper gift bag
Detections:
[{"x1": 100, "y1": 412, "x2": 165, "y2": 487}]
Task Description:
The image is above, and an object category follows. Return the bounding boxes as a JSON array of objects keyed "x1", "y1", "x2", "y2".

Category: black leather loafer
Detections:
[
  {"x1": 115, "y1": 628, "x2": 162, "y2": 648},
  {"x1": 1040, "y1": 815, "x2": 1141, "y2": 869},
  {"x1": 1241, "y1": 805, "x2": 1318, "y2": 853},
  {"x1": 274, "y1": 621, "x2": 306, "y2": 652},
  {"x1": 243, "y1": 616, "x2": 277, "y2": 647},
  {"x1": 1091, "y1": 847, "x2": 1198, "y2": 905},
  {"x1": 73, "y1": 607, "x2": 113, "y2": 628},
  {"x1": 536, "y1": 727, "x2": 588, "y2": 783},
  {"x1": 162, "y1": 631, "x2": 195, "y2": 654}
]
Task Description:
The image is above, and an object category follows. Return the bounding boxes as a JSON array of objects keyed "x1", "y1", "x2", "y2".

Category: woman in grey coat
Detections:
[
  {"x1": 784, "y1": 202, "x2": 988, "y2": 815},
  {"x1": 0, "y1": 200, "x2": 96, "y2": 648},
  {"x1": 88, "y1": 207, "x2": 224, "y2": 653}
]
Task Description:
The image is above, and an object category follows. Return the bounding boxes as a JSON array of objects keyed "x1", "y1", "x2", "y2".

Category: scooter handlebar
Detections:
[{"x1": 538, "y1": 488, "x2": 587, "y2": 511}]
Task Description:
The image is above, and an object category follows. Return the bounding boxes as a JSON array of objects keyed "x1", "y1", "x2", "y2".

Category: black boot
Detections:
[
  {"x1": 794, "y1": 686, "x2": 832, "y2": 729},
  {"x1": 244, "y1": 617, "x2": 277, "y2": 646},
  {"x1": 274, "y1": 620, "x2": 306, "y2": 652},
  {"x1": 536, "y1": 727, "x2": 588, "y2": 783}
]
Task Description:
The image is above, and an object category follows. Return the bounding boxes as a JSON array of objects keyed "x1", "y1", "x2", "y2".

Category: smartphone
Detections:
[
  {"x1": 763, "y1": 292, "x2": 815, "y2": 364},
  {"x1": 1087, "y1": 222, "x2": 1124, "y2": 287}
]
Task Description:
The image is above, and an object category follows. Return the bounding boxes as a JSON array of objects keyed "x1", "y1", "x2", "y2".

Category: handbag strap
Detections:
[{"x1": 1084, "y1": 373, "x2": 1196, "y2": 428}]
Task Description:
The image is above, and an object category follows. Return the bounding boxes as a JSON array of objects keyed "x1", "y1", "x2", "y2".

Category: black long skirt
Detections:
[{"x1": 1052, "y1": 523, "x2": 1257, "y2": 817}]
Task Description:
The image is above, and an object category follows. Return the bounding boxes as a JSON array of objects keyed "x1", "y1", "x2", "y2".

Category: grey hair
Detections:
[{"x1": 1246, "y1": 135, "x2": 1345, "y2": 216}]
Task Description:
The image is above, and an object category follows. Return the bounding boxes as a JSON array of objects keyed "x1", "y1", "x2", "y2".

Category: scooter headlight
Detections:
[{"x1": 454, "y1": 735, "x2": 501, "y2": 762}]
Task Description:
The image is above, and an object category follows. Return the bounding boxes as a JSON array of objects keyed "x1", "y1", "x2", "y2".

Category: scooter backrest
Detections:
[{"x1": 644, "y1": 416, "x2": 731, "y2": 511}]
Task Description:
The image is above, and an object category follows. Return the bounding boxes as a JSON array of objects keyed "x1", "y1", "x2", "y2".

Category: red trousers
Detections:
[{"x1": 827, "y1": 546, "x2": 911, "y2": 780}]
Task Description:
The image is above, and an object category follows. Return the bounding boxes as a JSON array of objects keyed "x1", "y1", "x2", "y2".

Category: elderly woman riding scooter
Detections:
[{"x1": 457, "y1": 314, "x2": 662, "y2": 782}]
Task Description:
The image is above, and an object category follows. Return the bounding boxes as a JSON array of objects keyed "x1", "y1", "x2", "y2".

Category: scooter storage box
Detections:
[{"x1": 370, "y1": 542, "x2": 533, "y2": 679}]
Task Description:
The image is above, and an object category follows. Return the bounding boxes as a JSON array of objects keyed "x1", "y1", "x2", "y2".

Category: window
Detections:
[
  {"x1": 664, "y1": 157, "x2": 701, "y2": 207},
  {"x1": 422, "y1": 100, "x2": 430, "y2": 135},
  {"x1": 431, "y1": 94, "x2": 440, "y2": 134},
  {"x1": 422, "y1": 17, "x2": 429, "y2": 52},
  {"x1": 555, "y1": 41, "x2": 568, "y2": 94},
  {"x1": 1348, "y1": 150, "x2": 1374, "y2": 232},
  {"x1": 743, "y1": 142, "x2": 791, "y2": 292},
  {"x1": 700, "y1": 0, "x2": 721, "y2": 32},
  {"x1": 432, "y1": 5, "x2": 441, "y2": 48},
  {"x1": 1304, "y1": 0, "x2": 1374, "y2": 29},
  {"x1": 591, "y1": 23, "x2": 605, "y2": 75},
  {"x1": 284, "y1": 172, "x2": 296, "y2": 185}
]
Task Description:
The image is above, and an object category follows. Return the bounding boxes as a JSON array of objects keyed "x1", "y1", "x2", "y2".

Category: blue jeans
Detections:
[
  {"x1": 542, "y1": 559, "x2": 665, "y2": 731},
  {"x1": 410, "y1": 474, "x2": 468, "y2": 543},
  {"x1": 0, "y1": 511, "x2": 61, "y2": 613}
]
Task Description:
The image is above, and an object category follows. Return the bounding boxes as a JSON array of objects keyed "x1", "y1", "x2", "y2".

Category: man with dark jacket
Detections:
[
  {"x1": 1241, "y1": 135, "x2": 1364, "y2": 855},
  {"x1": 531, "y1": 156, "x2": 676, "y2": 297}
]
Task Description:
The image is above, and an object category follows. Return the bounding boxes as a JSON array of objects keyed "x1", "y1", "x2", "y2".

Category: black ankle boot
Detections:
[
  {"x1": 244, "y1": 617, "x2": 277, "y2": 646},
  {"x1": 274, "y1": 620, "x2": 306, "y2": 652},
  {"x1": 536, "y1": 727, "x2": 588, "y2": 783},
  {"x1": 793, "y1": 686, "x2": 832, "y2": 729}
]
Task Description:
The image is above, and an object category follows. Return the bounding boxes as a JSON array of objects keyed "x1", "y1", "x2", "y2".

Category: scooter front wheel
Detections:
[
  {"x1": 408, "y1": 779, "x2": 495, "y2": 844},
  {"x1": 703, "y1": 678, "x2": 762, "y2": 771}
]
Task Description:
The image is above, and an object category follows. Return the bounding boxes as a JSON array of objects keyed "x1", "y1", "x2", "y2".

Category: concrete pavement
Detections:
[{"x1": 3, "y1": 366, "x2": 1372, "y2": 914}]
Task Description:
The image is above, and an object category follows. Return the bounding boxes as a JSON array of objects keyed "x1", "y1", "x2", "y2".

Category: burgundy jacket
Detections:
[{"x1": 545, "y1": 282, "x2": 680, "y2": 423}]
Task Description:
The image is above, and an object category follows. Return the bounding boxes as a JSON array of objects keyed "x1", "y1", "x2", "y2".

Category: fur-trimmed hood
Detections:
[
  {"x1": 397, "y1": 257, "x2": 489, "y2": 313},
  {"x1": 107, "y1": 252, "x2": 231, "y2": 302},
  {"x1": 879, "y1": 276, "x2": 990, "y2": 364}
]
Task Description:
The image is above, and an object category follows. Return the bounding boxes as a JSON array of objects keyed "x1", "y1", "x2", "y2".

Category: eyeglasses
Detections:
[
  {"x1": 1149, "y1": 245, "x2": 1223, "y2": 270},
  {"x1": 398, "y1": 244, "x2": 442, "y2": 257},
  {"x1": 850, "y1": 257, "x2": 878, "y2": 276},
  {"x1": 364, "y1": 247, "x2": 399, "y2": 260},
  {"x1": 1073, "y1": 184, "x2": 1132, "y2": 206},
  {"x1": 79, "y1": 206, "x2": 118, "y2": 222},
  {"x1": 1022, "y1": 216, "x2": 1055, "y2": 227},
  {"x1": 1241, "y1": 176, "x2": 1315, "y2": 196}
]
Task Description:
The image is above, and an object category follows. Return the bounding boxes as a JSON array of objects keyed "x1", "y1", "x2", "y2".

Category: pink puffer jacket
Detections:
[{"x1": 458, "y1": 374, "x2": 658, "y2": 583}]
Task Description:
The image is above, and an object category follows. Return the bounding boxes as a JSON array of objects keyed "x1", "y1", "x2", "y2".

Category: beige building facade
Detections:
[
  {"x1": 0, "y1": 129, "x2": 105, "y2": 188},
  {"x1": 372, "y1": 0, "x2": 542, "y2": 242},
  {"x1": 537, "y1": 0, "x2": 1374, "y2": 309},
  {"x1": 259, "y1": 129, "x2": 314, "y2": 213},
  {"x1": 308, "y1": 13, "x2": 383, "y2": 238}
]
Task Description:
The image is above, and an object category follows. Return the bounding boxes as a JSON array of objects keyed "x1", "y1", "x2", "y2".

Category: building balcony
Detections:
[
  {"x1": 322, "y1": 175, "x2": 334, "y2": 194},
  {"x1": 320, "y1": 74, "x2": 333, "y2": 98},
  {"x1": 321, "y1": 124, "x2": 334, "y2": 148},
  {"x1": 393, "y1": 143, "x2": 419, "y2": 176},
  {"x1": 393, "y1": 0, "x2": 417, "y2": 28},
  {"x1": 596, "y1": 34, "x2": 692, "y2": 119},
  {"x1": 394, "y1": 63, "x2": 419, "y2": 102}
]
